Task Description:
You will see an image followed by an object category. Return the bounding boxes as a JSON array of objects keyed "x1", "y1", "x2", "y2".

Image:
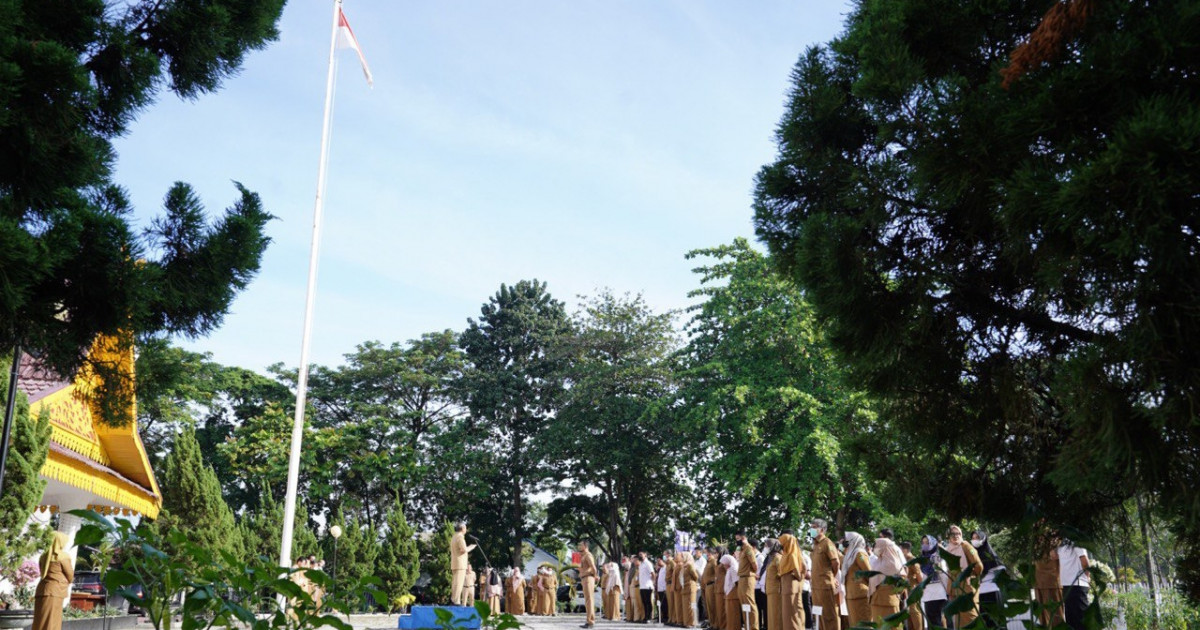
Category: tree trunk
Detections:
[
  {"x1": 510, "y1": 475, "x2": 524, "y2": 567},
  {"x1": 1137, "y1": 493, "x2": 1160, "y2": 628}
]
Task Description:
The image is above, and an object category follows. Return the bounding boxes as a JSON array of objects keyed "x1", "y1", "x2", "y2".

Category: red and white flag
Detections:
[{"x1": 336, "y1": 7, "x2": 373, "y2": 87}]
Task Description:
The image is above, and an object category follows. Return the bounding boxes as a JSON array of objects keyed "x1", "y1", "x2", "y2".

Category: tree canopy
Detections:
[
  {"x1": 752, "y1": 0, "x2": 1200, "y2": 588},
  {"x1": 1, "y1": 0, "x2": 283, "y2": 420}
]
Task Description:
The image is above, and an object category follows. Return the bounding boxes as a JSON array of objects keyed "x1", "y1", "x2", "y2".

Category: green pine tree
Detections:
[
  {"x1": 157, "y1": 425, "x2": 242, "y2": 559},
  {"x1": 419, "y1": 520, "x2": 454, "y2": 605},
  {"x1": 325, "y1": 508, "x2": 379, "y2": 610},
  {"x1": 238, "y1": 490, "x2": 320, "y2": 564},
  {"x1": 376, "y1": 501, "x2": 419, "y2": 611},
  {"x1": 0, "y1": 359, "x2": 51, "y2": 581}
]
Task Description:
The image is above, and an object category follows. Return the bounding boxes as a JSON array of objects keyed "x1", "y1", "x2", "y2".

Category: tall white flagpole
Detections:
[{"x1": 279, "y1": 0, "x2": 342, "y2": 572}]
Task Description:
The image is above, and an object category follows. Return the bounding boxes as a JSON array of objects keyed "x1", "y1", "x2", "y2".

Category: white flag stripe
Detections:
[{"x1": 336, "y1": 8, "x2": 373, "y2": 87}]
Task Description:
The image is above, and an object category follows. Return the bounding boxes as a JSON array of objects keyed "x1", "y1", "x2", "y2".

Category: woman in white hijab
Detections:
[
  {"x1": 838, "y1": 532, "x2": 871, "y2": 628},
  {"x1": 603, "y1": 560, "x2": 622, "y2": 620},
  {"x1": 721, "y1": 554, "x2": 740, "y2": 630},
  {"x1": 869, "y1": 535, "x2": 906, "y2": 623}
]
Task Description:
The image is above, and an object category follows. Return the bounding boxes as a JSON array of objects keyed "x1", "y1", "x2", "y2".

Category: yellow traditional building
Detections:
[{"x1": 16, "y1": 335, "x2": 161, "y2": 557}]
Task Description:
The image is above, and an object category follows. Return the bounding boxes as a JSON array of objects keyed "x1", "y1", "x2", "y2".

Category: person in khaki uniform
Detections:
[
  {"x1": 545, "y1": 567, "x2": 560, "y2": 616},
  {"x1": 1035, "y1": 546, "x2": 1064, "y2": 628},
  {"x1": 776, "y1": 534, "x2": 805, "y2": 630},
  {"x1": 899, "y1": 543, "x2": 924, "y2": 630},
  {"x1": 680, "y1": 552, "x2": 701, "y2": 628},
  {"x1": 463, "y1": 565, "x2": 478, "y2": 605},
  {"x1": 721, "y1": 554, "x2": 740, "y2": 630},
  {"x1": 736, "y1": 535, "x2": 760, "y2": 630},
  {"x1": 450, "y1": 523, "x2": 477, "y2": 606},
  {"x1": 702, "y1": 548, "x2": 718, "y2": 627},
  {"x1": 945, "y1": 526, "x2": 982, "y2": 627},
  {"x1": 869, "y1": 536, "x2": 905, "y2": 624},
  {"x1": 33, "y1": 533, "x2": 73, "y2": 630},
  {"x1": 838, "y1": 532, "x2": 871, "y2": 628},
  {"x1": 809, "y1": 519, "x2": 841, "y2": 630},
  {"x1": 603, "y1": 560, "x2": 622, "y2": 620},
  {"x1": 578, "y1": 541, "x2": 599, "y2": 628},
  {"x1": 714, "y1": 550, "x2": 728, "y2": 630},
  {"x1": 764, "y1": 540, "x2": 783, "y2": 630},
  {"x1": 507, "y1": 568, "x2": 526, "y2": 615},
  {"x1": 664, "y1": 555, "x2": 677, "y2": 625}
]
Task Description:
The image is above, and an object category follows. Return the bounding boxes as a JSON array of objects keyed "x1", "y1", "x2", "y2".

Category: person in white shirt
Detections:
[
  {"x1": 639, "y1": 552, "x2": 656, "y2": 625},
  {"x1": 693, "y1": 549, "x2": 709, "y2": 625},
  {"x1": 800, "y1": 549, "x2": 812, "y2": 630},
  {"x1": 1057, "y1": 542, "x2": 1092, "y2": 630}
]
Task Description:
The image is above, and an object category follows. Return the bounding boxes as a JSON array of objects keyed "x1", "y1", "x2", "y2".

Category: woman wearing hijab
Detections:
[
  {"x1": 838, "y1": 532, "x2": 871, "y2": 628},
  {"x1": 972, "y1": 531, "x2": 1004, "y2": 629},
  {"x1": 722, "y1": 554, "x2": 740, "y2": 630},
  {"x1": 775, "y1": 535, "x2": 804, "y2": 630},
  {"x1": 33, "y1": 533, "x2": 73, "y2": 630},
  {"x1": 763, "y1": 540, "x2": 782, "y2": 630},
  {"x1": 945, "y1": 526, "x2": 983, "y2": 628},
  {"x1": 485, "y1": 568, "x2": 503, "y2": 614},
  {"x1": 603, "y1": 560, "x2": 622, "y2": 620},
  {"x1": 680, "y1": 552, "x2": 701, "y2": 628},
  {"x1": 507, "y1": 567, "x2": 526, "y2": 615},
  {"x1": 713, "y1": 549, "x2": 727, "y2": 630},
  {"x1": 917, "y1": 536, "x2": 949, "y2": 630},
  {"x1": 869, "y1": 536, "x2": 906, "y2": 624}
]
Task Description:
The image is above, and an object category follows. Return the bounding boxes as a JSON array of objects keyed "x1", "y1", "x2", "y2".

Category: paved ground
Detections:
[{"x1": 506, "y1": 614, "x2": 664, "y2": 630}]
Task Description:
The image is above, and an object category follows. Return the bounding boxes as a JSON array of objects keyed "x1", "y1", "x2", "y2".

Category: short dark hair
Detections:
[
  {"x1": 899, "y1": 542, "x2": 912, "y2": 552},
  {"x1": 781, "y1": 529, "x2": 794, "y2": 536},
  {"x1": 748, "y1": 538, "x2": 760, "y2": 549},
  {"x1": 455, "y1": 522, "x2": 467, "y2": 532},
  {"x1": 881, "y1": 528, "x2": 894, "y2": 540}
]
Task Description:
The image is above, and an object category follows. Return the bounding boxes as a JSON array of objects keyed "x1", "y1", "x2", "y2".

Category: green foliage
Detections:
[
  {"x1": 237, "y1": 490, "x2": 320, "y2": 566},
  {"x1": 1103, "y1": 589, "x2": 1200, "y2": 630},
  {"x1": 157, "y1": 425, "x2": 243, "y2": 561},
  {"x1": 324, "y1": 509, "x2": 379, "y2": 610},
  {"x1": 433, "y1": 601, "x2": 520, "y2": 630},
  {"x1": 302, "y1": 331, "x2": 466, "y2": 530},
  {"x1": 678, "y1": 240, "x2": 880, "y2": 537},
  {"x1": 72, "y1": 510, "x2": 382, "y2": 630},
  {"x1": 376, "y1": 501, "x2": 419, "y2": 610},
  {"x1": 0, "y1": 1, "x2": 283, "y2": 418},
  {"x1": 0, "y1": 359, "x2": 51, "y2": 583},
  {"x1": 543, "y1": 290, "x2": 683, "y2": 560},
  {"x1": 751, "y1": 0, "x2": 1200, "y2": 577},
  {"x1": 420, "y1": 521, "x2": 455, "y2": 605},
  {"x1": 459, "y1": 280, "x2": 572, "y2": 566}
]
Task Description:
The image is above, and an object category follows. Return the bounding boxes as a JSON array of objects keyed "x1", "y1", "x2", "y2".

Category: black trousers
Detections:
[
  {"x1": 923, "y1": 599, "x2": 947, "y2": 629},
  {"x1": 1063, "y1": 585, "x2": 1089, "y2": 630},
  {"x1": 641, "y1": 589, "x2": 655, "y2": 623},
  {"x1": 756, "y1": 591, "x2": 768, "y2": 630},
  {"x1": 699, "y1": 589, "x2": 707, "y2": 624},
  {"x1": 658, "y1": 591, "x2": 669, "y2": 623},
  {"x1": 978, "y1": 592, "x2": 1001, "y2": 629},
  {"x1": 801, "y1": 591, "x2": 812, "y2": 630}
]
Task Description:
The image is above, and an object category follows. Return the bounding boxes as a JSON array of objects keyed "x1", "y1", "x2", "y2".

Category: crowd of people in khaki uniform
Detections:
[{"x1": 446, "y1": 519, "x2": 1095, "y2": 630}]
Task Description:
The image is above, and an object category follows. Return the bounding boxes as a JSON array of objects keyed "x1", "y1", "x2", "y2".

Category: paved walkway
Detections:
[{"x1": 515, "y1": 614, "x2": 660, "y2": 630}]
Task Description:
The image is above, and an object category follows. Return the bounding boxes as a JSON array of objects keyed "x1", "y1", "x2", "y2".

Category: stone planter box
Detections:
[
  {"x1": 63, "y1": 615, "x2": 138, "y2": 630},
  {"x1": 0, "y1": 610, "x2": 34, "y2": 630}
]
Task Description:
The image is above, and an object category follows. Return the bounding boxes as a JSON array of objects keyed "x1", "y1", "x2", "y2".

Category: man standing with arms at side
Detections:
[
  {"x1": 809, "y1": 519, "x2": 841, "y2": 630},
  {"x1": 578, "y1": 541, "x2": 599, "y2": 628},
  {"x1": 450, "y1": 523, "x2": 477, "y2": 606},
  {"x1": 640, "y1": 551, "x2": 657, "y2": 624}
]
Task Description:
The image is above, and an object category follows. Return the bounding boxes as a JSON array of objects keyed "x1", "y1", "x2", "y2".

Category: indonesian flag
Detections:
[{"x1": 336, "y1": 7, "x2": 373, "y2": 87}]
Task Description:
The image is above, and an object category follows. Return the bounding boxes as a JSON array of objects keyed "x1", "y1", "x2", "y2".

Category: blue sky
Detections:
[{"x1": 114, "y1": 0, "x2": 852, "y2": 371}]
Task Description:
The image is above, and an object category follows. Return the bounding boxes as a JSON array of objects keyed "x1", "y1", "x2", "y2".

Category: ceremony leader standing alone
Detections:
[
  {"x1": 450, "y1": 523, "x2": 477, "y2": 606},
  {"x1": 33, "y1": 533, "x2": 73, "y2": 630},
  {"x1": 578, "y1": 541, "x2": 598, "y2": 628}
]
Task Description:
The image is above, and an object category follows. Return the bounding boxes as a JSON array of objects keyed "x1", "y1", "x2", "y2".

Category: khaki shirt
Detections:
[
  {"x1": 811, "y1": 535, "x2": 841, "y2": 589},
  {"x1": 737, "y1": 541, "x2": 759, "y2": 578},
  {"x1": 578, "y1": 551, "x2": 597, "y2": 579},
  {"x1": 451, "y1": 533, "x2": 470, "y2": 571},
  {"x1": 845, "y1": 551, "x2": 871, "y2": 600}
]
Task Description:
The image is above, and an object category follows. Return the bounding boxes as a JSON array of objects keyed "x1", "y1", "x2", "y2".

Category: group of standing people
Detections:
[{"x1": 450, "y1": 519, "x2": 1094, "y2": 630}]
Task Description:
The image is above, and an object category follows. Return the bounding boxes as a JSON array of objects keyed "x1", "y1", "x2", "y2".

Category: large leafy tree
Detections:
[
  {"x1": 303, "y1": 332, "x2": 466, "y2": 529},
  {"x1": 0, "y1": 0, "x2": 282, "y2": 416},
  {"x1": 543, "y1": 290, "x2": 685, "y2": 560},
  {"x1": 679, "y1": 240, "x2": 880, "y2": 537},
  {"x1": 752, "y1": 0, "x2": 1200, "y2": 581},
  {"x1": 459, "y1": 280, "x2": 572, "y2": 566}
]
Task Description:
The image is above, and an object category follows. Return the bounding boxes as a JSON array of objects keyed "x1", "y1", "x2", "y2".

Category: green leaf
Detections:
[{"x1": 943, "y1": 593, "x2": 977, "y2": 617}]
